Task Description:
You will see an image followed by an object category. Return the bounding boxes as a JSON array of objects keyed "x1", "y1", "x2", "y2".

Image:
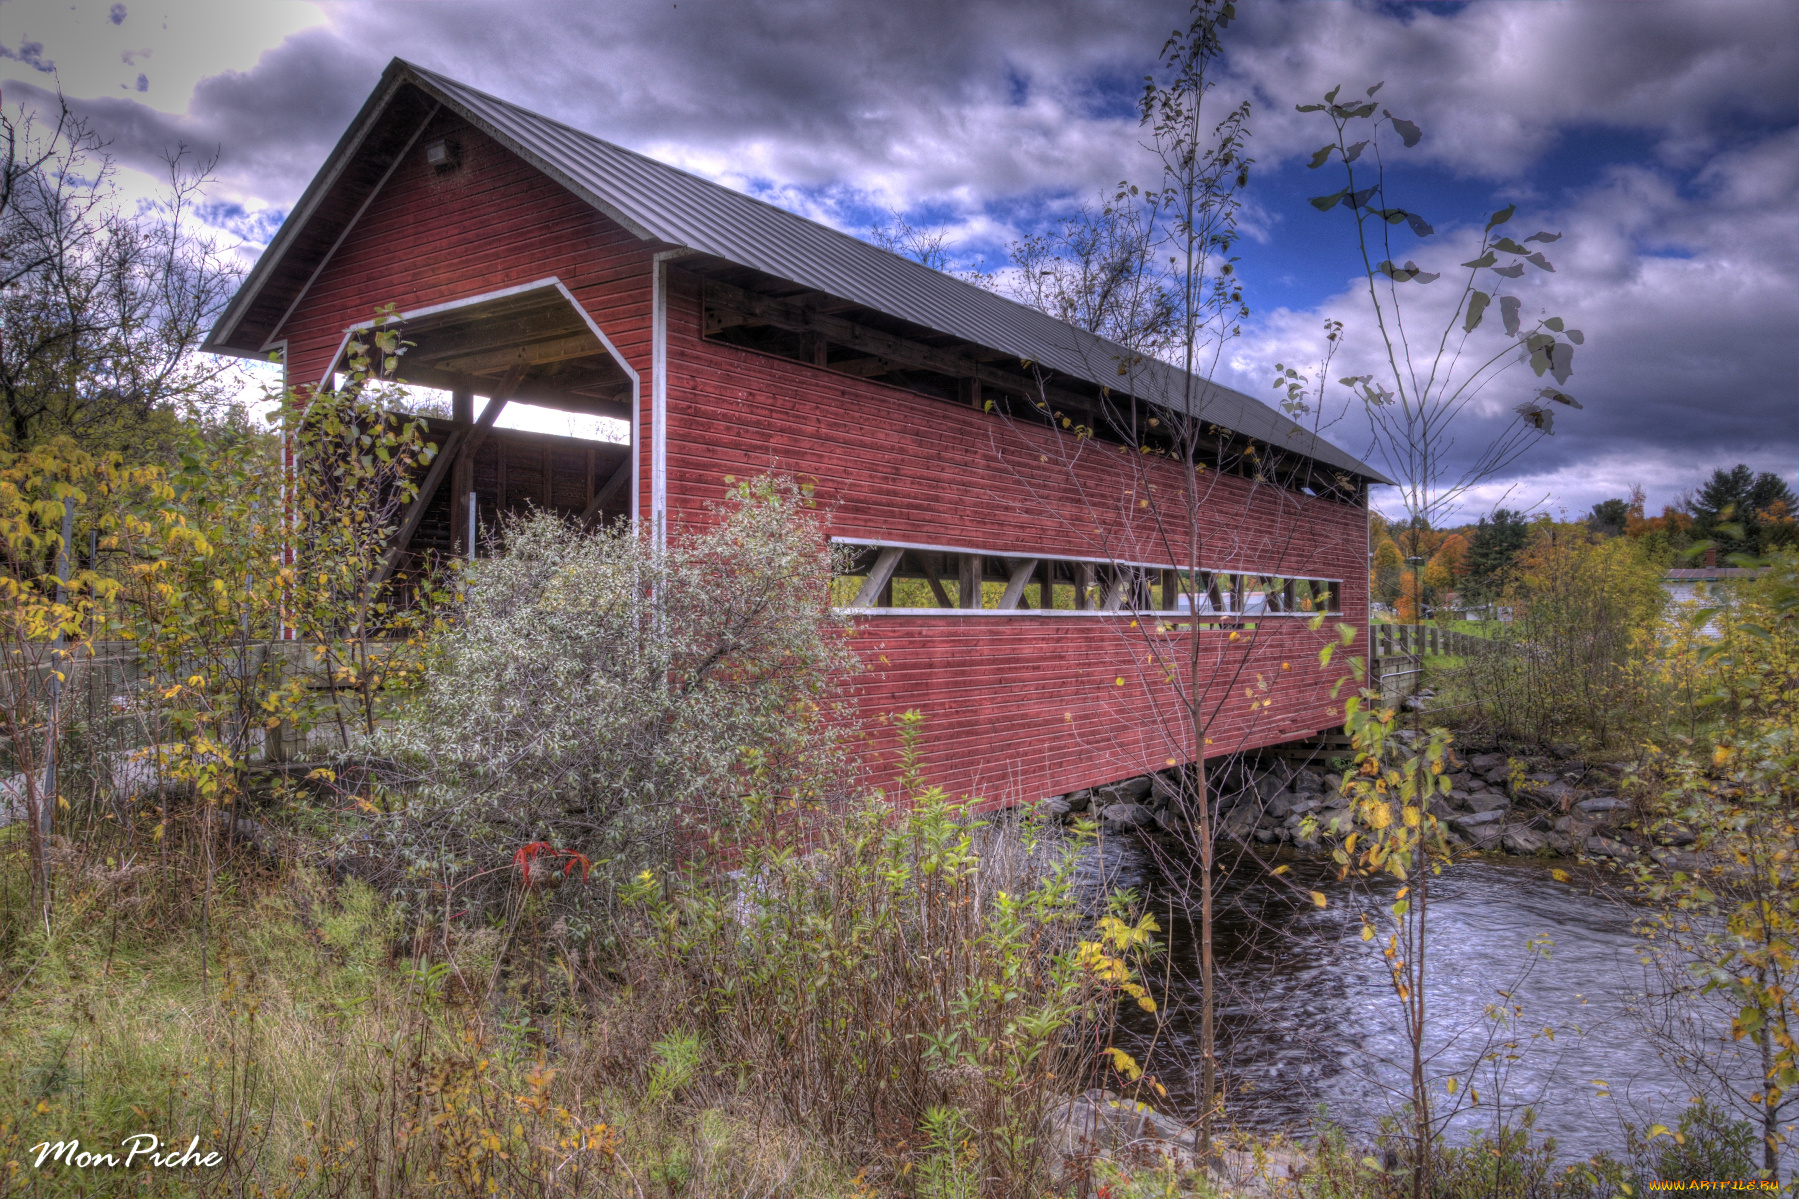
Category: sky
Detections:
[{"x1": 3, "y1": 0, "x2": 1793, "y2": 523}]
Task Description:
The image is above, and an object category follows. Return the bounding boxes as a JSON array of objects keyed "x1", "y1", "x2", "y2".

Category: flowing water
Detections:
[{"x1": 1077, "y1": 836, "x2": 1698, "y2": 1162}]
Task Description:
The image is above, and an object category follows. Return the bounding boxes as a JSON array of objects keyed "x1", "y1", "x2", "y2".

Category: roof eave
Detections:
[{"x1": 203, "y1": 61, "x2": 422, "y2": 357}]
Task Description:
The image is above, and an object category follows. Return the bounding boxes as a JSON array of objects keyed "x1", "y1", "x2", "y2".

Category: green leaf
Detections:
[
  {"x1": 1463, "y1": 291, "x2": 1490, "y2": 333},
  {"x1": 1310, "y1": 188, "x2": 1349, "y2": 211},
  {"x1": 1486, "y1": 204, "x2": 1517, "y2": 230},
  {"x1": 1500, "y1": 296, "x2": 1523, "y2": 336},
  {"x1": 1514, "y1": 402, "x2": 1553, "y2": 433},
  {"x1": 1378, "y1": 260, "x2": 1439, "y2": 284},
  {"x1": 1461, "y1": 251, "x2": 1497, "y2": 269},
  {"x1": 1543, "y1": 316, "x2": 1564, "y2": 331},
  {"x1": 1307, "y1": 144, "x2": 1336, "y2": 169},
  {"x1": 1325, "y1": 85, "x2": 1342, "y2": 103},
  {"x1": 1490, "y1": 263, "x2": 1525, "y2": 278},
  {"x1": 1525, "y1": 251, "x2": 1555, "y2": 272},
  {"x1": 1295, "y1": 103, "x2": 1325, "y2": 113},
  {"x1": 1566, "y1": 329, "x2": 1584, "y2": 344},
  {"x1": 1367, "y1": 82, "x2": 1385, "y2": 97},
  {"x1": 1492, "y1": 237, "x2": 1529, "y2": 255},
  {"x1": 1538, "y1": 387, "x2": 1582, "y2": 409},
  {"x1": 1524, "y1": 230, "x2": 1561, "y2": 243},
  {"x1": 1386, "y1": 113, "x2": 1423, "y2": 147},
  {"x1": 1404, "y1": 212, "x2": 1434, "y2": 238},
  {"x1": 1548, "y1": 342, "x2": 1573, "y2": 384},
  {"x1": 1343, "y1": 140, "x2": 1369, "y2": 163}
]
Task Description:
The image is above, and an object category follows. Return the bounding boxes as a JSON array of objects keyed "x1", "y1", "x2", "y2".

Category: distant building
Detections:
[{"x1": 1664, "y1": 551, "x2": 1767, "y2": 636}]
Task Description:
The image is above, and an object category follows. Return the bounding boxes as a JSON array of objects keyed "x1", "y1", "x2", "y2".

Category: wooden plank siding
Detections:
[
  {"x1": 657, "y1": 272, "x2": 1368, "y2": 803},
  {"x1": 277, "y1": 110, "x2": 659, "y2": 522},
  {"x1": 273, "y1": 116, "x2": 1368, "y2": 806}
]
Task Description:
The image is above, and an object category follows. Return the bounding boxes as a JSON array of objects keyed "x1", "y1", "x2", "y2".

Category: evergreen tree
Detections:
[
  {"x1": 1465, "y1": 509, "x2": 1529, "y2": 598},
  {"x1": 1689, "y1": 465, "x2": 1798, "y2": 557}
]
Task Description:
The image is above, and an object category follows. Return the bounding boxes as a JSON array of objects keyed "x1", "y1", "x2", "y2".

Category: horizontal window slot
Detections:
[{"x1": 830, "y1": 541, "x2": 1341, "y2": 618}]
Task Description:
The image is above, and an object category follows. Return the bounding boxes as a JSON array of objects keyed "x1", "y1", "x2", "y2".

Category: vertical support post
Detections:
[
  {"x1": 959, "y1": 554, "x2": 983, "y2": 609},
  {"x1": 805, "y1": 332, "x2": 828, "y2": 367},
  {"x1": 467, "y1": 491, "x2": 477, "y2": 561},
  {"x1": 1075, "y1": 561, "x2": 1094, "y2": 611},
  {"x1": 650, "y1": 249, "x2": 693, "y2": 563},
  {"x1": 452, "y1": 389, "x2": 474, "y2": 555},
  {"x1": 958, "y1": 377, "x2": 982, "y2": 411}
]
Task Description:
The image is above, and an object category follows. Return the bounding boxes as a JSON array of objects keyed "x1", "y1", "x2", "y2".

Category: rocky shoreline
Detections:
[{"x1": 1031, "y1": 737, "x2": 1681, "y2": 867}]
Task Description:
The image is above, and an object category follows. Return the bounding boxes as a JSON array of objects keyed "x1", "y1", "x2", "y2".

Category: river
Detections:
[{"x1": 1078, "y1": 835, "x2": 1709, "y2": 1163}]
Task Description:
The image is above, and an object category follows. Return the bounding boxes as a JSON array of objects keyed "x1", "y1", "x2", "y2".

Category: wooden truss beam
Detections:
[
  {"x1": 701, "y1": 277, "x2": 1098, "y2": 413},
  {"x1": 850, "y1": 547, "x2": 904, "y2": 608},
  {"x1": 918, "y1": 557, "x2": 954, "y2": 608},
  {"x1": 373, "y1": 426, "x2": 466, "y2": 586},
  {"x1": 997, "y1": 557, "x2": 1039, "y2": 609},
  {"x1": 579, "y1": 458, "x2": 633, "y2": 526}
]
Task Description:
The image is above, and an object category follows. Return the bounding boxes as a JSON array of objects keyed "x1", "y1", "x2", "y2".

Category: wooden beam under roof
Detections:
[
  {"x1": 698, "y1": 276, "x2": 1101, "y2": 413},
  {"x1": 424, "y1": 332, "x2": 606, "y2": 375}
]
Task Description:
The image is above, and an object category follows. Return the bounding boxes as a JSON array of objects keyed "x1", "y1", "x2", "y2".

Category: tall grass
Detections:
[{"x1": 0, "y1": 774, "x2": 1131, "y2": 1197}]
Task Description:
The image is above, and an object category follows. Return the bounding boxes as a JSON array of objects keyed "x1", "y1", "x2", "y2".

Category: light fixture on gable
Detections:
[{"x1": 425, "y1": 137, "x2": 461, "y2": 171}]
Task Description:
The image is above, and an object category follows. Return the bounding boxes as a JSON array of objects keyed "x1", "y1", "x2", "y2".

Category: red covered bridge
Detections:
[{"x1": 204, "y1": 59, "x2": 1388, "y2": 805}]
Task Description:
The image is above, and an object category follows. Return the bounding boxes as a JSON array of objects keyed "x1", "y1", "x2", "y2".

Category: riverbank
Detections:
[{"x1": 1031, "y1": 736, "x2": 1662, "y2": 866}]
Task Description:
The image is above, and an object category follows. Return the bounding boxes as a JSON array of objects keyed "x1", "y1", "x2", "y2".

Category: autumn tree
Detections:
[{"x1": 0, "y1": 92, "x2": 239, "y2": 454}]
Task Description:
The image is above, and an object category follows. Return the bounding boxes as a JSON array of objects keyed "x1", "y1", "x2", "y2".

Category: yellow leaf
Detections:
[
  {"x1": 1310, "y1": 891, "x2": 1327, "y2": 909},
  {"x1": 1271, "y1": 864, "x2": 1290, "y2": 876},
  {"x1": 1137, "y1": 994, "x2": 1156, "y2": 1012},
  {"x1": 1104, "y1": 1047, "x2": 1143, "y2": 1081},
  {"x1": 1551, "y1": 868, "x2": 1570, "y2": 883},
  {"x1": 1115, "y1": 677, "x2": 1125, "y2": 686},
  {"x1": 1446, "y1": 1077, "x2": 1458, "y2": 1094},
  {"x1": 1361, "y1": 923, "x2": 1374, "y2": 942}
]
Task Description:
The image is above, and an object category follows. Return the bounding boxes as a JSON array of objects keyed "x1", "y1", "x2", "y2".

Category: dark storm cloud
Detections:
[
  {"x1": 7, "y1": 24, "x2": 384, "y2": 201},
  {"x1": 5, "y1": 0, "x2": 1791, "y2": 516}
]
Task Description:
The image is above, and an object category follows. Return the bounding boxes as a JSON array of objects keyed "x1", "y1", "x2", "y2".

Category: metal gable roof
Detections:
[{"x1": 211, "y1": 58, "x2": 1388, "y2": 484}]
